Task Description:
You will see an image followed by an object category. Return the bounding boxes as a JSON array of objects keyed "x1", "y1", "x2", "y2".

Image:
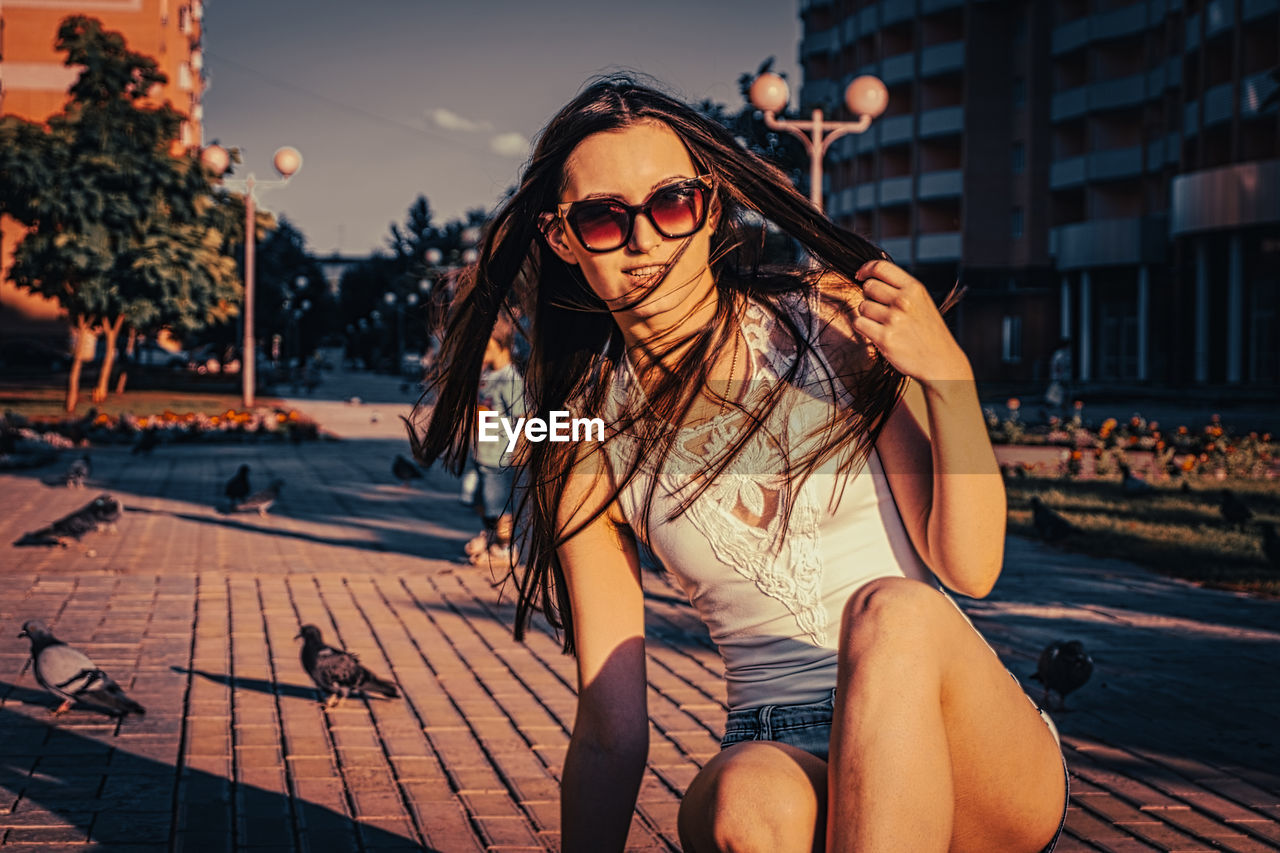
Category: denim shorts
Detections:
[
  {"x1": 470, "y1": 462, "x2": 516, "y2": 520},
  {"x1": 719, "y1": 689, "x2": 1069, "y2": 853}
]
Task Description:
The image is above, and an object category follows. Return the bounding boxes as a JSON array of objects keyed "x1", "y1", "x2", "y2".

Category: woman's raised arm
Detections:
[{"x1": 849, "y1": 259, "x2": 1006, "y2": 597}]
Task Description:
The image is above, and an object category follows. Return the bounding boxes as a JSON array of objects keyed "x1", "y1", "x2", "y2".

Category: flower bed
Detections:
[
  {"x1": 986, "y1": 398, "x2": 1277, "y2": 481},
  {"x1": 1, "y1": 406, "x2": 321, "y2": 451}
]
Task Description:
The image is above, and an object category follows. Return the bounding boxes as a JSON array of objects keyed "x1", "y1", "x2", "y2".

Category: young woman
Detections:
[{"x1": 410, "y1": 76, "x2": 1068, "y2": 853}]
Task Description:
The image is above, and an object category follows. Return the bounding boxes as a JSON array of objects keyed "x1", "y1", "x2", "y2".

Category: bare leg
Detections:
[
  {"x1": 827, "y1": 577, "x2": 1065, "y2": 853},
  {"x1": 679, "y1": 741, "x2": 826, "y2": 853}
]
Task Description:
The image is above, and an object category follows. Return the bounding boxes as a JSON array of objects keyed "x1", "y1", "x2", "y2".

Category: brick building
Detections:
[{"x1": 798, "y1": 0, "x2": 1279, "y2": 390}]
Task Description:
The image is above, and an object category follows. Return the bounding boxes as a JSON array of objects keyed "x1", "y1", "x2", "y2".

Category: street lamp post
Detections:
[
  {"x1": 200, "y1": 144, "x2": 303, "y2": 408},
  {"x1": 748, "y1": 72, "x2": 888, "y2": 213}
]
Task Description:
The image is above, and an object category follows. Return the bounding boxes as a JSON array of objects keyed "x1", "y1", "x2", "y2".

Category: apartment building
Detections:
[
  {"x1": 0, "y1": 0, "x2": 206, "y2": 340},
  {"x1": 799, "y1": 0, "x2": 1279, "y2": 389}
]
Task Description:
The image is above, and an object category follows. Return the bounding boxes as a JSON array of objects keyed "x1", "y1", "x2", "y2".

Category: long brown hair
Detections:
[{"x1": 408, "y1": 76, "x2": 922, "y2": 652}]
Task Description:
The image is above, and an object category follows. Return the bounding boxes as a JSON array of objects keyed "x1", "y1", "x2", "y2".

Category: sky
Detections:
[{"x1": 201, "y1": 0, "x2": 800, "y2": 258}]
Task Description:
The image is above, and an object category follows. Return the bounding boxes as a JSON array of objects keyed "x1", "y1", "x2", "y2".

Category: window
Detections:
[
  {"x1": 1012, "y1": 141, "x2": 1026, "y2": 174},
  {"x1": 1011, "y1": 207, "x2": 1024, "y2": 239},
  {"x1": 1002, "y1": 316, "x2": 1023, "y2": 363}
]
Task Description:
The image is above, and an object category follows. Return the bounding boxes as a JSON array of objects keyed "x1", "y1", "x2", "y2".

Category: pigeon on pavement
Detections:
[
  {"x1": 15, "y1": 494, "x2": 122, "y2": 548},
  {"x1": 295, "y1": 624, "x2": 399, "y2": 708},
  {"x1": 1030, "y1": 640, "x2": 1094, "y2": 711},
  {"x1": 234, "y1": 479, "x2": 283, "y2": 516},
  {"x1": 18, "y1": 620, "x2": 146, "y2": 717},
  {"x1": 392, "y1": 454, "x2": 423, "y2": 486},
  {"x1": 1030, "y1": 496, "x2": 1078, "y2": 542},
  {"x1": 1117, "y1": 460, "x2": 1154, "y2": 495},
  {"x1": 224, "y1": 464, "x2": 251, "y2": 509},
  {"x1": 65, "y1": 454, "x2": 92, "y2": 488},
  {"x1": 43, "y1": 453, "x2": 91, "y2": 488},
  {"x1": 1220, "y1": 489, "x2": 1254, "y2": 528}
]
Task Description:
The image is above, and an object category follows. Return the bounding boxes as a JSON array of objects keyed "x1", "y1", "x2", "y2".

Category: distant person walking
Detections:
[
  {"x1": 462, "y1": 316, "x2": 524, "y2": 568},
  {"x1": 1044, "y1": 338, "x2": 1073, "y2": 417}
]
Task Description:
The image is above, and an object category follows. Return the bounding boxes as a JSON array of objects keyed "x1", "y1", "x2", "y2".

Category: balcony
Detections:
[
  {"x1": 1244, "y1": 0, "x2": 1279, "y2": 20},
  {"x1": 1094, "y1": 3, "x2": 1148, "y2": 42},
  {"x1": 916, "y1": 232, "x2": 962, "y2": 262},
  {"x1": 1050, "y1": 156, "x2": 1087, "y2": 189},
  {"x1": 801, "y1": 27, "x2": 839, "y2": 59},
  {"x1": 917, "y1": 169, "x2": 963, "y2": 199},
  {"x1": 920, "y1": 41, "x2": 964, "y2": 78},
  {"x1": 880, "y1": 236, "x2": 913, "y2": 264},
  {"x1": 1053, "y1": 216, "x2": 1168, "y2": 269},
  {"x1": 1092, "y1": 73, "x2": 1148, "y2": 111},
  {"x1": 1049, "y1": 148, "x2": 1143, "y2": 187},
  {"x1": 1090, "y1": 146, "x2": 1144, "y2": 181},
  {"x1": 1204, "y1": 82, "x2": 1233, "y2": 125},
  {"x1": 919, "y1": 105, "x2": 964, "y2": 137},
  {"x1": 882, "y1": 53, "x2": 916, "y2": 86},
  {"x1": 1205, "y1": 0, "x2": 1235, "y2": 37},
  {"x1": 882, "y1": 0, "x2": 915, "y2": 25},
  {"x1": 858, "y1": 6, "x2": 877, "y2": 33},
  {"x1": 857, "y1": 184, "x2": 877, "y2": 210},
  {"x1": 1052, "y1": 18, "x2": 1091, "y2": 55},
  {"x1": 879, "y1": 176, "x2": 913, "y2": 206},
  {"x1": 1171, "y1": 159, "x2": 1280, "y2": 235},
  {"x1": 1051, "y1": 87, "x2": 1089, "y2": 122},
  {"x1": 878, "y1": 114, "x2": 915, "y2": 146}
]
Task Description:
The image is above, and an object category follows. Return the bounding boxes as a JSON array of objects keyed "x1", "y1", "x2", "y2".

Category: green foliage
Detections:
[{"x1": 0, "y1": 15, "x2": 242, "y2": 357}]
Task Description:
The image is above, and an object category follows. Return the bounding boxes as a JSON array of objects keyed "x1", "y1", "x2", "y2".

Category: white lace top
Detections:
[{"x1": 603, "y1": 292, "x2": 936, "y2": 710}]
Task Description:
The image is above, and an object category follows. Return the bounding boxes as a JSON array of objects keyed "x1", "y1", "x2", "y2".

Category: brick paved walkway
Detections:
[{"x1": 1, "y1": 380, "x2": 1277, "y2": 851}]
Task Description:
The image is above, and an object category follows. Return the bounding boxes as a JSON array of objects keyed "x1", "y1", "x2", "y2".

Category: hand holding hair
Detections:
[{"x1": 851, "y1": 259, "x2": 972, "y2": 386}]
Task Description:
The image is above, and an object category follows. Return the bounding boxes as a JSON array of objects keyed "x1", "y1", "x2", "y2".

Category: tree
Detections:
[{"x1": 0, "y1": 16, "x2": 242, "y2": 411}]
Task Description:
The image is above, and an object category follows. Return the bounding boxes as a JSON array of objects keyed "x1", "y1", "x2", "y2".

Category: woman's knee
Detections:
[
  {"x1": 679, "y1": 744, "x2": 821, "y2": 853},
  {"x1": 841, "y1": 577, "x2": 948, "y2": 647}
]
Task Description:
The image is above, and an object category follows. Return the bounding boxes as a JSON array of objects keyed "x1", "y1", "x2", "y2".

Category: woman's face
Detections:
[{"x1": 543, "y1": 120, "x2": 716, "y2": 334}]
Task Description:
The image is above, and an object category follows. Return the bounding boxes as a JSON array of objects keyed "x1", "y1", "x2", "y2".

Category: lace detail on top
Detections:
[{"x1": 608, "y1": 294, "x2": 837, "y2": 645}]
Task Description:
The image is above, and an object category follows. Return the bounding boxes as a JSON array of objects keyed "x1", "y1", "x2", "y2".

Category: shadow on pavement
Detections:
[
  {"x1": 171, "y1": 667, "x2": 318, "y2": 702},
  {"x1": 0, "y1": 693, "x2": 442, "y2": 851}
]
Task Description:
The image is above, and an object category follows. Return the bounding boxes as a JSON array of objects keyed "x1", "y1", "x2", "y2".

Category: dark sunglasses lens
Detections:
[
  {"x1": 571, "y1": 202, "x2": 630, "y2": 250},
  {"x1": 650, "y1": 184, "x2": 706, "y2": 237}
]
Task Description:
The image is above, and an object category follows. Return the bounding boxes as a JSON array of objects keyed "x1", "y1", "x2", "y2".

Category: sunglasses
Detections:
[{"x1": 553, "y1": 176, "x2": 713, "y2": 253}]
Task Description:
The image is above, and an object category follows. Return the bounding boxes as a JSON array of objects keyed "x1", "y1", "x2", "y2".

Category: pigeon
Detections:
[
  {"x1": 295, "y1": 624, "x2": 399, "y2": 708},
  {"x1": 15, "y1": 494, "x2": 122, "y2": 548},
  {"x1": 1117, "y1": 460, "x2": 1154, "y2": 495},
  {"x1": 64, "y1": 454, "x2": 92, "y2": 488},
  {"x1": 18, "y1": 620, "x2": 146, "y2": 717},
  {"x1": 224, "y1": 464, "x2": 251, "y2": 509},
  {"x1": 43, "y1": 453, "x2": 92, "y2": 488},
  {"x1": 1260, "y1": 523, "x2": 1280, "y2": 573},
  {"x1": 130, "y1": 427, "x2": 160, "y2": 455},
  {"x1": 234, "y1": 478, "x2": 283, "y2": 516},
  {"x1": 1030, "y1": 640, "x2": 1093, "y2": 710},
  {"x1": 392, "y1": 454, "x2": 423, "y2": 486},
  {"x1": 1220, "y1": 489, "x2": 1254, "y2": 528},
  {"x1": 1030, "y1": 496, "x2": 1078, "y2": 542}
]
